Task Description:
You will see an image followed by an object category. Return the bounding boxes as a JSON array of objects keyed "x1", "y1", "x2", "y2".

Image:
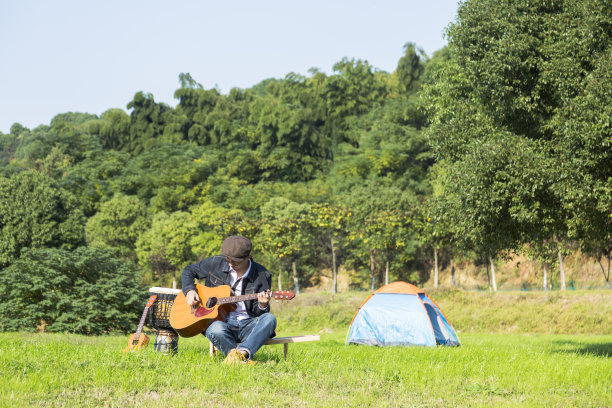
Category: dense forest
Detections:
[{"x1": 0, "y1": 0, "x2": 610, "y2": 333}]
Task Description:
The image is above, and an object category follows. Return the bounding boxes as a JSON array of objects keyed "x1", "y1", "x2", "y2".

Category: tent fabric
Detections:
[
  {"x1": 373, "y1": 281, "x2": 424, "y2": 295},
  {"x1": 348, "y1": 293, "x2": 436, "y2": 346},
  {"x1": 346, "y1": 281, "x2": 460, "y2": 347},
  {"x1": 418, "y1": 293, "x2": 460, "y2": 346}
]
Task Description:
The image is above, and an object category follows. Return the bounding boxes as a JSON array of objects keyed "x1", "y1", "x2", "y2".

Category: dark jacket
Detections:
[{"x1": 181, "y1": 255, "x2": 272, "y2": 318}]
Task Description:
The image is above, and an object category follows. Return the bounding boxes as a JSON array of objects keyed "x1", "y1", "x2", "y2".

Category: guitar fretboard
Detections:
[
  {"x1": 215, "y1": 290, "x2": 293, "y2": 305},
  {"x1": 133, "y1": 295, "x2": 157, "y2": 341},
  {"x1": 133, "y1": 306, "x2": 150, "y2": 340},
  {"x1": 217, "y1": 293, "x2": 262, "y2": 305}
]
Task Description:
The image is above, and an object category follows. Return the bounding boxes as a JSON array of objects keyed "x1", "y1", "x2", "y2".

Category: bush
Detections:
[{"x1": 0, "y1": 247, "x2": 146, "y2": 334}]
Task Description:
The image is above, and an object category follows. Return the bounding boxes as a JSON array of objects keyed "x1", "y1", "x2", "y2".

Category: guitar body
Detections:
[
  {"x1": 123, "y1": 332, "x2": 150, "y2": 353},
  {"x1": 169, "y1": 284, "x2": 237, "y2": 337}
]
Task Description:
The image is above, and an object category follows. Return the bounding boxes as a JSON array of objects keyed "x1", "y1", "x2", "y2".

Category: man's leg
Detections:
[
  {"x1": 205, "y1": 319, "x2": 239, "y2": 356},
  {"x1": 236, "y1": 313, "x2": 277, "y2": 359}
]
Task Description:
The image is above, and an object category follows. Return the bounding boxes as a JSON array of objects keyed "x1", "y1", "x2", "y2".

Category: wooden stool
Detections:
[{"x1": 209, "y1": 334, "x2": 320, "y2": 360}]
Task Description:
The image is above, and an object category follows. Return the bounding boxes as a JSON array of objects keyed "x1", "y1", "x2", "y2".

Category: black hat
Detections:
[{"x1": 221, "y1": 236, "x2": 252, "y2": 262}]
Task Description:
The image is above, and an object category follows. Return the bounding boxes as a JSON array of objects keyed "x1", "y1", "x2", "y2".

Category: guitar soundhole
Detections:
[{"x1": 206, "y1": 297, "x2": 218, "y2": 308}]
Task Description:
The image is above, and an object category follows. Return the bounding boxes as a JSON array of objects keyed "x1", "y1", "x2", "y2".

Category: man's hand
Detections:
[
  {"x1": 185, "y1": 289, "x2": 200, "y2": 306},
  {"x1": 257, "y1": 290, "x2": 271, "y2": 307}
]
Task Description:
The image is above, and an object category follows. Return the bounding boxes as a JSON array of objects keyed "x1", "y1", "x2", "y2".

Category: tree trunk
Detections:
[
  {"x1": 489, "y1": 257, "x2": 497, "y2": 292},
  {"x1": 597, "y1": 253, "x2": 611, "y2": 289},
  {"x1": 331, "y1": 235, "x2": 337, "y2": 294},
  {"x1": 172, "y1": 272, "x2": 177, "y2": 289},
  {"x1": 278, "y1": 264, "x2": 282, "y2": 291},
  {"x1": 434, "y1": 247, "x2": 439, "y2": 288},
  {"x1": 370, "y1": 249, "x2": 376, "y2": 292},
  {"x1": 486, "y1": 261, "x2": 491, "y2": 290},
  {"x1": 558, "y1": 249, "x2": 566, "y2": 290},
  {"x1": 451, "y1": 256, "x2": 456, "y2": 287},
  {"x1": 543, "y1": 263, "x2": 548, "y2": 290},
  {"x1": 292, "y1": 261, "x2": 300, "y2": 295},
  {"x1": 385, "y1": 260, "x2": 389, "y2": 286}
]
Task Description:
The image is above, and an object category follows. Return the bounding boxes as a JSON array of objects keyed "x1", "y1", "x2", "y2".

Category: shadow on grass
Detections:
[{"x1": 551, "y1": 340, "x2": 612, "y2": 358}]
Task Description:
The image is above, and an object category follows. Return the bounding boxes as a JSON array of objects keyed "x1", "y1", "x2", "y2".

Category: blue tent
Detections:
[{"x1": 346, "y1": 281, "x2": 460, "y2": 347}]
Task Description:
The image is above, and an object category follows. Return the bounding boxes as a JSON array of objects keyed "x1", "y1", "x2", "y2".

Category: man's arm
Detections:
[
  {"x1": 181, "y1": 258, "x2": 214, "y2": 306},
  {"x1": 181, "y1": 262, "x2": 201, "y2": 295}
]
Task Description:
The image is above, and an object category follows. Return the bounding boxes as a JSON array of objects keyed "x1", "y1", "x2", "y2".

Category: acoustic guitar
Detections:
[
  {"x1": 123, "y1": 295, "x2": 157, "y2": 353},
  {"x1": 169, "y1": 284, "x2": 295, "y2": 337}
]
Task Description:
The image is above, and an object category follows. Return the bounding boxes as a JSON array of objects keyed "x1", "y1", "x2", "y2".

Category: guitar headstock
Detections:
[
  {"x1": 146, "y1": 295, "x2": 158, "y2": 308},
  {"x1": 272, "y1": 290, "x2": 295, "y2": 301}
]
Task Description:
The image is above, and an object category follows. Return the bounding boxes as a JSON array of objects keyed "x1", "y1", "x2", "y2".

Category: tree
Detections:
[
  {"x1": 341, "y1": 183, "x2": 419, "y2": 289},
  {"x1": 428, "y1": 136, "x2": 562, "y2": 290},
  {"x1": 111, "y1": 144, "x2": 212, "y2": 210},
  {"x1": 0, "y1": 171, "x2": 85, "y2": 268},
  {"x1": 12, "y1": 122, "x2": 100, "y2": 174},
  {"x1": 364, "y1": 210, "x2": 411, "y2": 289},
  {"x1": 323, "y1": 58, "x2": 389, "y2": 154},
  {"x1": 0, "y1": 131, "x2": 18, "y2": 168},
  {"x1": 421, "y1": 0, "x2": 612, "y2": 289},
  {"x1": 259, "y1": 197, "x2": 312, "y2": 293},
  {"x1": 0, "y1": 247, "x2": 144, "y2": 334},
  {"x1": 126, "y1": 92, "x2": 171, "y2": 154},
  {"x1": 98, "y1": 109, "x2": 130, "y2": 150},
  {"x1": 396, "y1": 42, "x2": 426, "y2": 95},
  {"x1": 418, "y1": 193, "x2": 457, "y2": 288},
  {"x1": 331, "y1": 97, "x2": 433, "y2": 194},
  {"x1": 85, "y1": 194, "x2": 150, "y2": 262},
  {"x1": 135, "y1": 211, "x2": 198, "y2": 288},
  {"x1": 189, "y1": 199, "x2": 255, "y2": 261},
  {"x1": 309, "y1": 203, "x2": 352, "y2": 294},
  {"x1": 555, "y1": 48, "x2": 612, "y2": 289},
  {"x1": 246, "y1": 93, "x2": 327, "y2": 182},
  {"x1": 60, "y1": 149, "x2": 131, "y2": 216}
]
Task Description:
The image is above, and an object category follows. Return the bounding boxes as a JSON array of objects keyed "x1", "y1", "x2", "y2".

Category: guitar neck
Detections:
[
  {"x1": 133, "y1": 306, "x2": 150, "y2": 340},
  {"x1": 217, "y1": 292, "x2": 282, "y2": 305},
  {"x1": 218, "y1": 292, "x2": 273, "y2": 305}
]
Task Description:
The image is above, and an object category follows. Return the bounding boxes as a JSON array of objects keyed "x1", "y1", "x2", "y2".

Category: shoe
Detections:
[{"x1": 223, "y1": 349, "x2": 247, "y2": 365}]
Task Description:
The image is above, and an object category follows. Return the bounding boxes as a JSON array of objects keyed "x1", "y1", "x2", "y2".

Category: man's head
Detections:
[{"x1": 221, "y1": 235, "x2": 252, "y2": 264}]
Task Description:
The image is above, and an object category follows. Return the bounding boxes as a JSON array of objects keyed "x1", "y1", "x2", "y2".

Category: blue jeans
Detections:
[{"x1": 205, "y1": 313, "x2": 277, "y2": 359}]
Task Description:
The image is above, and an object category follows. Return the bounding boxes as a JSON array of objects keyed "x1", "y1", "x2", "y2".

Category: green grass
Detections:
[
  {"x1": 1, "y1": 331, "x2": 611, "y2": 407},
  {"x1": 2, "y1": 290, "x2": 611, "y2": 407}
]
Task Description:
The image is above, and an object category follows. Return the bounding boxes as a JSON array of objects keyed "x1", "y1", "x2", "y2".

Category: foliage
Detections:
[
  {"x1": 60, "y1": 149, "x2": 131, "y2": 216},
  {"x1": 12, "y1": 123, "x2": 100, "y2": 175},
  {"x1": 97, "y1": 108, "x2": 130, "y2": 150},
  {"x1": 259, "y1": 197, "x2": 313, "y2": 291},
  {"x1": 190, "y1": 199, "x2": 256, "y2": 257},
  {"x1": 85, "y1": 194, "x2": 150, "y2": 262},
  {"x1": 1, "y1": 8, "x2": 610, "y2": 293},
  {"x1": 396, "y1": 42, "x2": 426, "y2": 95},
  {"x1": 555, "y1": 47, "x2": 612, "y2": 266},
  {"x1": 135, "y1": 211, "x2": 199, "y2": 284},
  {"x1": 111, "y1": 144, "x2": 213, "y2": 210},
  {"x1": 0, "y1": 170, "x2": 85, "y2": 268},
  {"x1": 0, "y1": 247, "x2": 144, "y2": 334},
  {"x1": 421, "y1": 0, "x2": 612, "y2": 266}
]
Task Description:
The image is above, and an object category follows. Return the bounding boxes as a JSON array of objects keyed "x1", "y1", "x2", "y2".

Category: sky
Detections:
[{"x1": 0, "y1": 0, "x2": 459, "y2": 134}]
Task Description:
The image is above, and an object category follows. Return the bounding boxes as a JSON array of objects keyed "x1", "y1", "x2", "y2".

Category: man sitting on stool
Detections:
[{"x1": 181, "y1": 235, "x2": 276, "y2": 364}]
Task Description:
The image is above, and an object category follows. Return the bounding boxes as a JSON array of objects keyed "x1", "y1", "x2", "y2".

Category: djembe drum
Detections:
[{"x1": 148, "y1": 287, "x2": 181, "y2": 354}]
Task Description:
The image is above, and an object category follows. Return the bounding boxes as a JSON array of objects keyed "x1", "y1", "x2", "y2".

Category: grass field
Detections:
[{"x1": 2, "y1": 290, "x2": 611, "y2": 407}]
